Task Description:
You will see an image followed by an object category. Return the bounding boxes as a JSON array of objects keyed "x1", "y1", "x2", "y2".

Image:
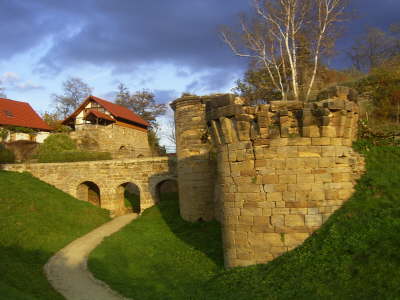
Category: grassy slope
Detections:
[
  {"x1": 88, "y1": 192, "x2": 224, "y2": 300},
  {"x1": 89, "y1": 145, "x2": 400, "y2": 299},
  {"x1": 200, "y1": 146, "x2": 400, "y2": 299},
  {"x1": 0, "y1": 170, "x2": 110, "y2": 300}
]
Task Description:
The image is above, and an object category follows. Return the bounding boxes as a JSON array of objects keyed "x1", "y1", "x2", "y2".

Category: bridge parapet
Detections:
[{"x1": 3, "y1": 157, "x2": 177, "y2": 216}]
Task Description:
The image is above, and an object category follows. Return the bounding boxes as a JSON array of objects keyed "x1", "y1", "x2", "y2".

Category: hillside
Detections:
[
  {"x1": 89, "y1": 192, "x2": 224, "y2": 300},
  {"x1": 89, "y1": 145, "x2": 400, "y2": 299},
  {"x1": 0, "y1": 170, "x2": 110, "y2": 300}
]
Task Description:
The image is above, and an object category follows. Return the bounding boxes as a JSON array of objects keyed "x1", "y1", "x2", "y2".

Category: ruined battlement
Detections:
[{"x1": 172, "y1": 89, "x2": 365, "y2": 268}]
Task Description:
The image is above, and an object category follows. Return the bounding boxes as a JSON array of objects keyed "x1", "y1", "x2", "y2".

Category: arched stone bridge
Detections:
[{"x1": 3, "y1": 157, "x2": 177, "y2": 215}]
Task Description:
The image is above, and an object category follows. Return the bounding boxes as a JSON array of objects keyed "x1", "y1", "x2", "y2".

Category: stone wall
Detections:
[
  {"x1": 3, "y1": 157, "x2": 177, "y2": 216},
  {"x1": 70, "y1": 124, "x2": 151, "y2": 159},
  {"x1": 172, "y1": 91, "x2": 365, "y2": 268},
  {"x1": 171, "y1": 96, "x2": 218, "y2": 222}
]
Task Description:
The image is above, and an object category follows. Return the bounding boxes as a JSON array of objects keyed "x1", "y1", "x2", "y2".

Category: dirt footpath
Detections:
[{"x1": 45, "y1": 213, "x2": 137, "y2": 300}]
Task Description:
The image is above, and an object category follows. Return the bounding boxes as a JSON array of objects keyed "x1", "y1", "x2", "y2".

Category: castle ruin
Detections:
[{"x1": 171, "y1": 89, "x2": 364, "y2": 268}]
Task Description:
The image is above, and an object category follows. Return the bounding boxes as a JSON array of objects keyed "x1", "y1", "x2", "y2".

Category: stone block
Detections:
[
  {"x1": 253, "y1": 216, "x2": 270, "y2": 225},
  {"x1": 305, "y1": 214, "x2": 323, "y2": 227},
  {"x1": 238, "y1": 216, "x2": 253, "y2": 225},
  {"x1": 321, "y1": 126, "x2": 337, "y2": 137},
  {"x1": 279, "y1": 175, "x2": 297, "y2": 184},
  {"x1": 267, "y1": 192, "x2": 283, "y2": 202},
  {"x1": 285, "y1": 215, "x2": 305, "y2": 227},
  {"x1": 302, "y1": 126, "x2": 320, "y2": 137},
  {"x1": 262, "y1": 175, "x2": 278, "y2": 184},
  {"x1": 307, "y1": 208, "x2": 319, "y2": 215},
  {"x1": 270, "y1": 138, "x2": 288, "y2": 147},
  {"x1": 288, "y1": 184, "x2": 312, "y2": 192},
  {"x1": 288, "y1": 137, "x2": 312, "y2": 146},
  {"x1": 264, "y1": 233, "x2": 285, "y2": 247},
  {"x1": 241, "y1": 207, "x2": 263, "y2": 216},
  {"x1": 309, "y1": 190, "x2": 325, "y2": 201},
  {"x1": 311, "y1": 137, "x2": 331, "y2": 146},
  {"x1": 297, "y1": 174, "x2": 315, "y2": 184},
  {"x1": 271, "y1": 215, "x2": 284, "y2": 226},
  {"x1": 238, "y1": 184, "x2": 260, "y2": 193},
  {"x1": 283, "y1": 191, "x2": 296, "y2": 202},
  {"x1": 251, "y1": 224, "x2": 275, "y2": 233},
  {"x1": 290, "y1": 208, "x2": 307, "y2": 214},
  {"x1": 284, "y1": 233, "x2": 310, "y2": 247},
  {"x1": 270, "y1": 246, "x2": 287, "y2": 257},
  {"x1": 272, "y1": 208, "x2": 290, "y2": 215}
]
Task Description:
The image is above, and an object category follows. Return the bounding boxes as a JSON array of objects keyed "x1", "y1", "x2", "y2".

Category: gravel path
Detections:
[{"x1": 44, "y1": 213, "x2": 137, "y2": 300}]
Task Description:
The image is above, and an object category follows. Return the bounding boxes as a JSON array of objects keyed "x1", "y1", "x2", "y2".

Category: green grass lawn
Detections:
[
  {"x1": 89, "y1": 145, "x2": 400, "y2": 299},
  {"x1": 0, "y1": 170, "x2": 110, "y2": 300},
  {"x1": 88, "y1": 192, "x2": 224, "y2": 300}
]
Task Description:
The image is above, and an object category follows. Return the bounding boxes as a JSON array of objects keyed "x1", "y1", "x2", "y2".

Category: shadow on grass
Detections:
[
  {"x1": 157, "y1": 192, "x2": 224, "y2": 268},
  {"x1": 0, "y1": 244, "x2": 63, "y2": 300}
]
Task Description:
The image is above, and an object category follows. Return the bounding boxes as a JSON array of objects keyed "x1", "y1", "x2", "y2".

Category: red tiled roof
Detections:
[
  {"x1": 0, "y1": 98, "x2": 51, "y2": 131},
  {"x1": 85, "y1": 109, "x2": 115, "y2": 122},
  {"x1": 91, "y1": 96, "x2": 149, "y2": 127},
  {"x1": 63, "y1": 95, "x2": 149, "y2": 127}
]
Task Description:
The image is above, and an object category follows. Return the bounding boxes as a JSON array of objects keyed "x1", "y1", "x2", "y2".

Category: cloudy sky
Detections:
[{"x1": 0, "y1": 0, "x2": 399, "y2": 147}]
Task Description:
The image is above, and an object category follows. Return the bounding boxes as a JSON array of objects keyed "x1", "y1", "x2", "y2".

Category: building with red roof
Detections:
[
  {"x1": 63, "y1": 95, "x2": 151, "y2": 158},
  {"x1": 0, "y1": 98, "x2": 51, "y2": 144},
  {"x1": 0, "y1": 98, "x2": 51, "y2": 131}
]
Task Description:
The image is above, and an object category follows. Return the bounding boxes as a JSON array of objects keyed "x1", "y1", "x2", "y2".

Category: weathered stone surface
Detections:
[
  {"x1": 172, "y1": 92, "x2": 364, "y2": 268},
  {"x1": 4, "y1": 157, "x2": 176, "y2": 216}
]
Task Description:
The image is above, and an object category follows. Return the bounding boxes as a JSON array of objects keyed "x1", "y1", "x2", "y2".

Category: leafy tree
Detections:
[
  {"x1": 115, "y1": 83, "x2": 166, "y2": 127},
  {"x1": 369, "y1": 58, "x2": 400, "y2": 123},
  {"x1": 115, "y1": 83, "x2": 167, "y2": 155},
  {"x1": 148, "y1": 129, "x2": 167, "y2": 156},
  {"x1": 221, "y1": 0, "x2": 349, "y2": 101},
  {"x1": 41, "y1": 112, "x2": 71, "y2": 132},
  {"x1": 52, "y1": 77, "x2": 92, "y2": 119}
]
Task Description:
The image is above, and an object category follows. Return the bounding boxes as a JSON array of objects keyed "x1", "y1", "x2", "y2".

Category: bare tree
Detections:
[
  {"x1": 348, "y1": 27, "x2": 398, "y2": 72},
  {"x1": 164, "y1": 118, "x2": 176, "y2": 146},
  {"x1": 115, "y1": 83, "x2": 166, "y2": 128},
  {"x1": 53, "y1": 77, "x2": 92, "y2": 119},
  {"x1": 221, "y1": 0, "x2": 349, "y2": 101}
]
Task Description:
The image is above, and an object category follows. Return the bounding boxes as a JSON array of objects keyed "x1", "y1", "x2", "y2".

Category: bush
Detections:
[
  {"x1": 0, "y1": 144, "x2": 15, "y2": 163},
  {"x1": 38, "y1": 150, "x2": 111, "y2": 163},
  {"x1": 40, "y1": 134, "x2": 77, "y2": 153},
  {"x1": 37, "y1": 134, "x2": 111, "y2": 163}
]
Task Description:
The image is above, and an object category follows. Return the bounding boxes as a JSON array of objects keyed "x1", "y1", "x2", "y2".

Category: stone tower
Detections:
[
  {"x1": 172, "y1": 89, "x2": 364, "y2": 268},
  {"x1": 170, "y1": 95, "x2": 226, "y2": 222}
]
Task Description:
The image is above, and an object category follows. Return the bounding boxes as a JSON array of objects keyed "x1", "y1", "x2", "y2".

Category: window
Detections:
[{"x1": 3, "y1": 110, "x2": 14, "y2": 117}]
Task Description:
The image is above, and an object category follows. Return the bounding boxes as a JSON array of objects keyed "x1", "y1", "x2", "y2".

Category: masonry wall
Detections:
[
  {"x1": 171, "y1": 96, "x2": 219, "y2": 222},
  {"x1": 209, "y1": 97, "x2": 364, "y2": 267},
  {"x1": 3, "y1": 157, "x2": 176, "y2": 216},
  {"x1": 70, "y1": 123, "x2": 151, "y2": 159},
  {"x1": 172, "y1": 91, "x2": 365, "y2": 268}
]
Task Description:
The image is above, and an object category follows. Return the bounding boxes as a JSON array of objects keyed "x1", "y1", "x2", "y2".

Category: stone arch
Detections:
[
  {"x1": 137, "y1": 154, "x2": 144, "y2": 158},
  {"x1": 152, "y1": 176, "x2": 179, "y2": 203},
  {"x1": 76, "y1": 181, "x2": 101, "y2": 206},
  {"x1": 116, "y1": 181, "x2": 141, "y2": 213}
]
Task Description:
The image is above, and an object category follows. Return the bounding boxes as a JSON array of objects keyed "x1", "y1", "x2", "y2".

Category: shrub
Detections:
[
  {"x1": 39, "y1": 134, "x2": 77, "y2": 153},
  {"x1": 37, "y1": 134, "x2": 111, "y2": 163},
  {"x1": 0, "y1": 144, "x2": 15, "y2": 163}
]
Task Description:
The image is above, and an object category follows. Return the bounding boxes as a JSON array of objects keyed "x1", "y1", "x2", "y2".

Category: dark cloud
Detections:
[
  {"x1": 35, "y1": 0, "x2": 250, "y2": 74},
  {"x1": 1, "y1": 0, "x2": 399, "y2": 76}
]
